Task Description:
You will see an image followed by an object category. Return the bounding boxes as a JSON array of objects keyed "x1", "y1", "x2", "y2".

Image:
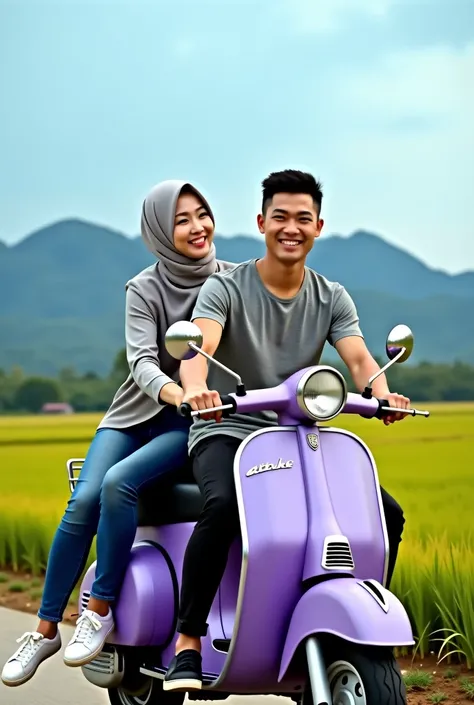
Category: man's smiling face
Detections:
[{"x1": 257, "y1": 191, "x2": 324, "y2": 265}]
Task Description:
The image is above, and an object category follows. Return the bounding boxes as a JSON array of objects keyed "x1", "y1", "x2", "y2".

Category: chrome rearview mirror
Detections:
[
  {"x1": 386, "y1": 324, "x2": 414, "y2": 363},
  {"x1": 165, "y1": 321, "x2": 203, "y2": 361},
  {"x1": 362, "y1": 322, "x2": 415, "y2": 399},
  {"x1": 164, "y1": 320, "x2": 247, "y2": 397}
]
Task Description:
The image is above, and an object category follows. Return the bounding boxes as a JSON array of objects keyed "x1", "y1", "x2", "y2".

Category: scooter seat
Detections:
[{"x1": 137, "y1": 482, "x2": 203, "y2": 526}]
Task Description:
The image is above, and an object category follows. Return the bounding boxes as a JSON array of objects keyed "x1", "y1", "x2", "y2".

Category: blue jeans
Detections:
[{"x1": 38, "y1": 407, "x2": 190, "y2": 623}]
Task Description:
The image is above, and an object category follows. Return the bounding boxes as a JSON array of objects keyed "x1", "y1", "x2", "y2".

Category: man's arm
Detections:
[
  {"x1": 335, "y1": 336, "x2": 410, "y2": 424},
  {"x1": 180, "y1": 318, "x2": 224, "y2": 420},
  {"x1": 178, "y1": 274, "x2": 231, "y2": 421},
  {"x1": 328, "y1": 287, "x2": 410, "y2": 425},
  {"x1": 335, "y1": 336, "x2": 389, "y2": 396}
]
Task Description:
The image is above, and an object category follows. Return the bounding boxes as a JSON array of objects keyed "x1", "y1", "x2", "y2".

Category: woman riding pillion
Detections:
[{"x1": 1, "y1": 180, "x2": 234, "y2": 688}]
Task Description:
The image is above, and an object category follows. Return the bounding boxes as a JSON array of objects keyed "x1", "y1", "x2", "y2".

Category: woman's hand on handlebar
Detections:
[
  {"x1": 183, "y1": 386, "x2": 223, "y2": 422},
  {"x1": 381, "y1": 392, "x2": 411, "y2": 425},
  {"x1": 158, "y1": 382, "x2": 185, "y2": 408}
]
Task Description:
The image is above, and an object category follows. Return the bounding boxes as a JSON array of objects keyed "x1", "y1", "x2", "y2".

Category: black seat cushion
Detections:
[
  {"x1": 137, "y1": 461, "x2": 203, "y2": 526},
  {"x1": 138, "y1": 483, "x2": 203, "y2": 526}
]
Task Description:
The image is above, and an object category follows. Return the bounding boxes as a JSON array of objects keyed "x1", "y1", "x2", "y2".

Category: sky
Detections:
[{"x1": 0, "y1": 0, "x2": 473, "y2": 274}]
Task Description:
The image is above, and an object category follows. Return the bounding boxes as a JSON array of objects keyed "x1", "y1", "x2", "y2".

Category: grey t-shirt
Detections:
[{"x1": 188, "y1": 260, "x2": 363, "y2": 452}]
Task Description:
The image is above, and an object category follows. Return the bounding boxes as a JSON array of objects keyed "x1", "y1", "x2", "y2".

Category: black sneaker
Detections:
[{"x1": 163, "y1": 649, "x2": 202, "y2": 691}]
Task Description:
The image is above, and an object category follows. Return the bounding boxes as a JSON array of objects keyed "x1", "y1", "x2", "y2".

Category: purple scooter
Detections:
[{"x1": 68, "y1": 322, "x2": 429, "y2": 705}]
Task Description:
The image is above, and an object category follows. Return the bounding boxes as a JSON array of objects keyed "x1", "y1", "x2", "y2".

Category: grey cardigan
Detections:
[{"x1": 98, "y1": 260, "x2": 234, "y2": 430}]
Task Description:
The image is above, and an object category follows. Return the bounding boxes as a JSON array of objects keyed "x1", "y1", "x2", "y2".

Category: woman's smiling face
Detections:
[{"x1": 173, "y1": 190, "x2": 214, "y2": 259}]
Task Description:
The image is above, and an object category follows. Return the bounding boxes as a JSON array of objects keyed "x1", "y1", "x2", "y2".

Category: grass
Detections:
[
  {"x1": 461, "y1": 678, "x2": 474, "y2": 700},
  {"x1": 8, "y1": 581, "x2": 28, "y2": 593},
  {"x1": 0, "y1": 414, "x2": 95, "y2": 574},
  {"x1": 403, "y1": 670, "x2": 434, "y2": 691},
  {"x1": 443, "y1": 669, "x2": 457, "y2": 679},
  {"x1": 0, "y1": 404, "x2": 473, "y2": 663}
]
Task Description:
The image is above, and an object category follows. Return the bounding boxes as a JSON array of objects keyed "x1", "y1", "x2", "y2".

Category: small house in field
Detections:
[{"x1": 41, "y1": 402, "x2": 75, "y2": 415}]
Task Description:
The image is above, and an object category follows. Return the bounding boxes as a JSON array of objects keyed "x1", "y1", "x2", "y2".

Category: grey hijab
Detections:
[
  {"x1": 132, "y1": 181, "x2": 231, "y2": 361},
  {"x1": 141, "y1": 179, "x2": 222, "y2": 289}
]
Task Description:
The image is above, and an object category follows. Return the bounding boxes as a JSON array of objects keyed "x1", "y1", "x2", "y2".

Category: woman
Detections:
[{"x1": 2, "y1": 180, "x2": 234, "y2": 688}]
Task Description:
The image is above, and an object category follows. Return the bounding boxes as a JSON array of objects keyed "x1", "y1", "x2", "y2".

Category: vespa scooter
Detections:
[{"x1": 68, "y1": 322, "x2": 428, "y2": 705}]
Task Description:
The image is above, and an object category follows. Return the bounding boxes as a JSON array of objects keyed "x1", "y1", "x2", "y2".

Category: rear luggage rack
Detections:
[{"x1": 66, "y1": 458, "x2": 85, "y2": 492}]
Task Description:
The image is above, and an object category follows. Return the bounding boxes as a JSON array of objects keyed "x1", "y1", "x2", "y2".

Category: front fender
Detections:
[{"x1": 278, "y1": 578, "x2": 414, "y2": 682}]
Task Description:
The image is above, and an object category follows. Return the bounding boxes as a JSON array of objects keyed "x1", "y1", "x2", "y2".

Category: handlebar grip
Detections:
[
  {"x1": 177, "y1": 402, "x2": 193, "y2": 419},
  {"x1": 374, "y1": 399, "x2": 389, "y2": 420},
  {"x1": 220, "y1": 395, "x2": 237, "y2": 417},
  {"x1": 374, "y1": 399, "x2": 430, "y2": 418},
  {"x1": 177, "y1": 395, "x2": 237, "y2": 420}
]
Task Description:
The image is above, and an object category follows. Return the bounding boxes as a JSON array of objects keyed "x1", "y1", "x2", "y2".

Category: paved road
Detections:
[{"x1": 0, "y1": 608, "x2": 292, "y2": 705}]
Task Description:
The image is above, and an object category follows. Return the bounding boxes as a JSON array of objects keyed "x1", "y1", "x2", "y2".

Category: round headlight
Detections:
[{"x1": 296, "y1": 366, "x2": 348, "y2": 421}]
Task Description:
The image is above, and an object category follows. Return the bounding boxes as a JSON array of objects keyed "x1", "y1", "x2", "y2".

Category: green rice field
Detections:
[{"x1": 0, "y1": 405, "x2": 472, "y2": 662}]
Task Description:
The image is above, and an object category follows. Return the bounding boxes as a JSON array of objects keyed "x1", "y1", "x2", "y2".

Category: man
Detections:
[{"x1": 163, "y1": 169, "x2": 408, "y2": 691}]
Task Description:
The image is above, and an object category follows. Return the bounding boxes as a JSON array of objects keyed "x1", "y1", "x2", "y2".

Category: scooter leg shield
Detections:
[
  {"x1": 79, "y1": 542, "x2": 176, "y2": 647},
  {"x1": 278, "y1": 578, "x2": 414, "y2": 682}
]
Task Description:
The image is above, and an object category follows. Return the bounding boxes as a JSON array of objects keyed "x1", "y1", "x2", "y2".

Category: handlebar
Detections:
[
  {"x1": 375, "y1": 400, "x2": 430, "y2": 418},
  {"x1": 177, "y1": 393, "x2": 430, "y2": 420},
  {"x1": 178, "y1": 395, "x2": 237, "y2": 419}
]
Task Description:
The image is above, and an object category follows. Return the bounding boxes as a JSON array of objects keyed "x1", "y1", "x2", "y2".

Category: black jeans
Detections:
[{"x1": 177, "y1": 434, "x2": 405, "y2": 637}]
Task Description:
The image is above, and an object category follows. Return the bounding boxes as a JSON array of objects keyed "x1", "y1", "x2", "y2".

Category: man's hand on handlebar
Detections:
[
  {"x1": 182, "y1": 387, "x2": 223, "y2": 422},
  {"x1": 382, "y1": 392, "x2": 411, "y2": 425}
]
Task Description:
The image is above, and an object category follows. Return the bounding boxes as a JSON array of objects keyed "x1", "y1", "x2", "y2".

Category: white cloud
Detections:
[
  {"x1": 326, "y1": 43, "x2": 474, "y2": 271},
  {"x1": 344, "y1": 43, "x2": 474, "y2": 128},
  {"x1": 286, "y1": 0, "x2": 393, "y2": 34}
]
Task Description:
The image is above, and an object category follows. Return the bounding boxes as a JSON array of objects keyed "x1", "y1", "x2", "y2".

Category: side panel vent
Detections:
[{"x1": 322, "y1": 535, "x2": 355, "y2": 571}]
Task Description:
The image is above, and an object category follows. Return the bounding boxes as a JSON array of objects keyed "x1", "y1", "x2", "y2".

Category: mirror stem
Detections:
[
  {"x1": 187, "y1": 343, "x2": 247, "y2": 396},
  {"x1": 361, "y1": 346, "x2": 406, "y2": 399}
]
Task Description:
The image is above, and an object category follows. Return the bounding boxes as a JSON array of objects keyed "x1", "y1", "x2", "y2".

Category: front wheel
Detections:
[
  {"x1": 304, "y1": 642, "x2": 406, "y2": 705},
  {"x1": 327, "y1": 644, "x2": 406, "y2": 705},
  {"x1": 108, "y1": 678, "x2": 185, "y2": 705}
]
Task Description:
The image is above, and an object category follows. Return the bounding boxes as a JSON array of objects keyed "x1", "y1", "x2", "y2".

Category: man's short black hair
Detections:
[{"x1": 261, "y1": 169, "x2": 323, "y2": 215}]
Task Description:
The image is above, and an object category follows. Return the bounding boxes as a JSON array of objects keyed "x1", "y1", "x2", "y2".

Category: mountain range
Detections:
[{"x1": 0, "y1": 219, "x2": 473, "y2": 376}]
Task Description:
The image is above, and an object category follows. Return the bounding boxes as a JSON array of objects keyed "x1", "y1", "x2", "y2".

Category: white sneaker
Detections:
[
  {"x1": 1, "y1": 631, "x2": 62, "y2": 687},
  {"x1": 63, "y1": 609, "x2": 114, "y2": 667}
]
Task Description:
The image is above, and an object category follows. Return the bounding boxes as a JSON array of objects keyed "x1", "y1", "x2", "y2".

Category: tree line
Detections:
[{"x1": 1, "y1": 349, "x2": 474, "y2": 414}]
